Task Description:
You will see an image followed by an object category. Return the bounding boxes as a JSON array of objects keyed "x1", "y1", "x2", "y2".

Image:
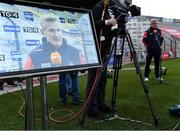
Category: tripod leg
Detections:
[
  {"x1": 111, "y1": 59, "x2": 121, "y2": 110},
  {"x1": 111, "y1": 36, "x2": 125, "y2": 110},
  {"x1": 125, "y1": 33, "x2": 159, "y2": 126}
]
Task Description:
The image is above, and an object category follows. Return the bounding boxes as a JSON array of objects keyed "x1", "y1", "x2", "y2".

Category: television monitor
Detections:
[{"x1": 0, "y1": 1, "x2": 101, "y2": 79}]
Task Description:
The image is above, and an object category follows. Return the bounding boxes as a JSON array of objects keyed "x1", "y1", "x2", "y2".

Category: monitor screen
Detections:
[{"x1": 0, "y1": 1, "x2": 101, "y2": 78}]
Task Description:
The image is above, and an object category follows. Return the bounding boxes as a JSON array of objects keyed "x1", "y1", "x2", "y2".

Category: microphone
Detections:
[
  {"x1": 153, "y1": 29, "x2": 158, "y2": 33},
  {"x1": 50, "y1": 52, "x2": 62, "y2": 65},
  {"x1": 153, "y1": 29, "x2": 158, "y2": 40},
  {"x1": 153, "y1": 29, "x2": 161, "y2": 47}
]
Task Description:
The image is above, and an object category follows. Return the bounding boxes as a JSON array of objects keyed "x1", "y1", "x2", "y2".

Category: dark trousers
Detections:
[
  {"x1": 86, "y1": 67, "x2": 107, "y2": 112},
  {"x1": 59, "y1": 72, "x2": 79, "y2": 103},
  {"x1": 145, "y1": 49, "x2": 161, "y2": 78}
]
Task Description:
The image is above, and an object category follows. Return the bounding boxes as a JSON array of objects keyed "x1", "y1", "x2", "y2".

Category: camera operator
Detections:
[
  {"x1": 86, "y1": 1, "x2": 118, "y2": 118},
  {"x1": 142, "y1": 20, "x2": 164, "y2": 82}
]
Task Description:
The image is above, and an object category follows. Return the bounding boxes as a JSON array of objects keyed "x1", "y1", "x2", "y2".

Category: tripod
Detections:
[
  {"x1": 80, "y1": 26, "x2": 159, "y2": 127},
  {"x1": 103, "y1": 26, "x2": 159, "y2": 126}
]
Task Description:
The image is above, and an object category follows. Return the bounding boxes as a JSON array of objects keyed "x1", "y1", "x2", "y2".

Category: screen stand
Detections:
[
  {"x1": 26, "y1": 77, "x2": 35, "y2": 130},
  {"x1": 40, "y1": 76, "x2": 48, "y2": 130}
]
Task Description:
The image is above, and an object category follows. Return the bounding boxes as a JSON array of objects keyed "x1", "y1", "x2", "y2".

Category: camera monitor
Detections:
[{"x1": 0, "y1": 1, "x2": 101, "y2": 79}]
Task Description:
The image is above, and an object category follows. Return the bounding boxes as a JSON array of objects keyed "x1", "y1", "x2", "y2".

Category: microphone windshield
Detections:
[
  {"x1": 153, "y1": 30, "x2": 158, "y2": 33},
  {"x1": 50, "y1": 52, "x2": 62, "y2": 65}
]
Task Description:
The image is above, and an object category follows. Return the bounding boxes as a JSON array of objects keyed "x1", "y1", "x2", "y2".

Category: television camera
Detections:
[{"x1": 108, "y1": 0, "x2": 141, "y2": 25}]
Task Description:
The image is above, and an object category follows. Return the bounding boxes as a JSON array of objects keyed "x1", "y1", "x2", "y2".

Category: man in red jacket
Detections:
[{"x1": 142, "y1": 20, "x2": 164, "y2": 82}]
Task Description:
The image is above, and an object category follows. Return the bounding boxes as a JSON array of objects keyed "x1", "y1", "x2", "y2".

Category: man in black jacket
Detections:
[
  {"x1": 86, "y1": 1, "x2": 118, "y2": 118},
  {"x1": 142, "y1": 20, "x2": 164, "y2": 82}
]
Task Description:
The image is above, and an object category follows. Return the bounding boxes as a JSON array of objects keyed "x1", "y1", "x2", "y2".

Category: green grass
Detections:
[{"x1": 0, "y1": 59, "x2": 180, "y2": 130}]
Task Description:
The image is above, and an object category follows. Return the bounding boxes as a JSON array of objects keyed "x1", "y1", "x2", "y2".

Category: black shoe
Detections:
[
  {"x1": 72, "y1": 100, "x2": 84, "y2": 105},
  {"x1": 98, "y1": 104, "x2": 113, "y2": 113}
]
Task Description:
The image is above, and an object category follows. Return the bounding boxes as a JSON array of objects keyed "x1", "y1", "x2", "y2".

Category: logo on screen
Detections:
[
  {"x1": 3, "y1": 25, "x2": 20, "y2": 32},
  {"x1": 10, "y1": 51, "x2": 21, "y2": 55},
  {"x1": 0, "y1": 11, "x2": 19, "y2": 18},
  {"x1": 0, "y1": 54, "x2": 5, "y2": 61},
  {"x1": 50, "y1": 52, "x2": 62, "y2": 65},
  {"x1": 67, "y1": 19, "x2": 78, "y2": 24},
  {"x1": 24, "y1": 11, "x2": 34, "y2": 21},
  {"x1": 69, "y1": 29, "x2": 81, "y2": 35},
  {"x1": 23, "y1": 27, "x2": 39, "y2": 33},
  {"x1": 26, "y1": 40, "x2": 40, "y2": 46},
  {"x1": 59, "y1": 18, "x2": 66, "y2": 23},
  {"x1": 12, "y1": 58, "x2": 22, "y2": 61}
]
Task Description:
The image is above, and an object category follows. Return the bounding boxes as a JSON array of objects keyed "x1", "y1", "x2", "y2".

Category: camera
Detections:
[{"x1": 108, "y1": 0, "x2": 141, "y2": 24}]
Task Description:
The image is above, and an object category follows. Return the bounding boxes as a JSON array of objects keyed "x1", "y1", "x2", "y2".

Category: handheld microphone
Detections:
[
  {"x1": 153, "y1": 29, "x2": 161, "y2": 47},
  {"x1": 50, "y1": 52, "x2": 62, "y2": 65},
  {"x1": 154, "y1": 29, "x2": 158, "y2": 40},
  {"x1": 153, "y1": 29, "x2": 158, "y2": 33}
]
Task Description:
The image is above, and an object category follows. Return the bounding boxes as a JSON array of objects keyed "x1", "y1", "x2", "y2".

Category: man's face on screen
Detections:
[{"x1": 42, "y1": 21, "x2": 63, "y2": 48}]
